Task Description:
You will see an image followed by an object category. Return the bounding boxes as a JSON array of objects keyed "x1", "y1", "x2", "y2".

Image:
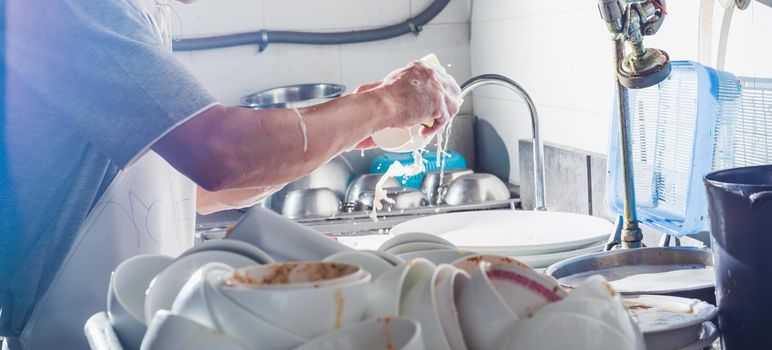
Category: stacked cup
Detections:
[{"x1": 167, "y1": 261, "x2": 371, "y2": 350}]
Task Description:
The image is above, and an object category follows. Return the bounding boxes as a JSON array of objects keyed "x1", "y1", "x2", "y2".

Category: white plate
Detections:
[
  {"x1": 625, "y1": 295, "x2": 718, "y2": 350},
  {"x1": 391, "y1": 210, "x2": 613, "y2": 256},
  {"x1": 676, "y1": 322, "x2": 718, "y2": 350},
  {"x1": 502, "y1": 242, "x2": 605, "y2": 268}
]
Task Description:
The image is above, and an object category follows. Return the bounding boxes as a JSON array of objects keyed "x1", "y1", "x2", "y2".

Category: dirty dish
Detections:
[
  {"x1": 486, "y1": 260, "x2": 566, "y2": 318},
  {"x1": 108, "y1": 254, "x2": 174, "y2": 350},
  {"x1": 433, "y1": 265, "x2": 470, "y2": 350},
  {"x1": 323, "y1": 251, "x2": 393, "y2": 279},
  {"x1": 140, "y1": 310, "x2": 246, "y2": 350},
  {"x1": 220, "y1": 262, "x2": 371, "y2": 339},
  {"x1": 493, "y1": 311, "x2": 644, "y2": 350},
  {"x1": 172, "y1": 263, "x2": 307, "y2": 349},
  {"x1": 366, "y1": 258, "x2": 435, "y2": 319},
  {"x1": 397, "y1": 249, "x2": 477, "y2": 265},
  {"x1": 400, "y1": 264, "x2": 457, "y2": 350},
  {"x1": 625, "y1": 295, "x2": 718, "y2": 350},
  {"x1": 144, "y1": 250, "x2": 258, "y2": 323},
  {"x1": 294, "y1": 317, "x2": 423, "y2": 350},
  {"x1": 455, "y1": 259, "x2": 519, "y2": 350},
  {"x1": 178, "y1": 239, "x2": 274, "y2": 264}
]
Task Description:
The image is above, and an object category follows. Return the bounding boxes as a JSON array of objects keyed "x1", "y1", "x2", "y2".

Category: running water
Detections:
[{"x1": 434, "y1": 117, "x2": 456, "y2": 205}]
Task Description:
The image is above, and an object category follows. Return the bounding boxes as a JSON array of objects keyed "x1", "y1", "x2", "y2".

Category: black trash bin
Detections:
[{"x1": 705, "y1": 165, "x2": 772, "y2": 350}]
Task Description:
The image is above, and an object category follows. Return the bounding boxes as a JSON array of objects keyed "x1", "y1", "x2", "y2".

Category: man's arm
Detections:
[{"x1": 152, "y1": 60, "x2": 461, "y2": 211}]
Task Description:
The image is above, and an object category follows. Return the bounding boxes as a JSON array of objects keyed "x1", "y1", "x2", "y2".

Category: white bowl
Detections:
[
  {"x1": 224, "y1": 261, "x2": 365, "y2": 290},
  {"x1": 144, "y1": 250, "x2": 258, "y2": 323},
  {"x1": 366, "y1": 258, "x2": 436, "y2": 319},
  {"x1": 295, "y1": 317, "x2": 424, "y2": 350},
  {"x1": 220, "y1": 262, "x2": 372, "y2": 339},
  {"x1": 455, "y1": 261, "x2": 518, "y2": 350},
  {"x1": 365, "y1": 249, "x2": 405, "y2": 266},
  {"x1": 493, "y1": 311, "x2": 644, "y2": 350},
  {"x1": 385, "y1": 241, "x2": 457, "y2": 255},
  {"x1": 172, "y1": 262, "x2": 306, "y2": 349},
  {"x1": 379, "y1": 232, "x2": 455, "y2": 253},
  {"x1": 140, "y1": 310, "x2": 245, "y2": 350},
  {"x1": 323, "y1": 251, "x2": 394, "y2": 279},
  {"x1": 486, "y1": 260, "x2": 567, "y2": 317},
  {"x1": 372, "y1": 126, "x2": 431, "y2": 153},
  {"x1": 178, "y1": 239, "x2": 274, "y2": 264},
  {"x1": 107, "y1": 254, "x2": 173, "y2": 350},
  {"x1": 434, "y1": 266, "x2": 470, "y2": 350},
  {"x1": 401, "y1": 264, "x2": 468, "y2": 350},
  {"x1": 397, "y1": 248, "x2": 476, "y2": 265}
]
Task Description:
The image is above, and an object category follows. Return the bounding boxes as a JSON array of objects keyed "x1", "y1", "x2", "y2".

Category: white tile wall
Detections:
[
  {"x1": 170, "y1": 0, "x2": 471, "y2": 106},
  {"x1": 471, "y1": 0, "x2": 772, "y2": 184}
]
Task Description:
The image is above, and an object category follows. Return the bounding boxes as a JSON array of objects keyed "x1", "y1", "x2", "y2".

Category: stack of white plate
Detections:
[{"x1": 338, "y1": 210, "x2": 613, "y2": 269}]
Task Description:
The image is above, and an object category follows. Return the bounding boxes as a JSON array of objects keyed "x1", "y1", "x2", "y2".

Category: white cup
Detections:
[
  {"x1": 493, "y1": 311, "x2": 641, "y2": 350},
  {"x1": 144, "y1": 250, "x2": 258, "y2": 323},
  {"x1": 172, "y1": 262, "x2": 307, "y2": 350},
  {"x1": 401, "y1": 264, "x2": 466, "y2": 350},
  {"x1": 294, "y1": 317, "x2": 424, "y2": 350},
  {"x1": 107, "y1": 254, "x2": 173, "y2": 350},
  {"x1": 485, "y1": 260, "x2": 566, "y2": 317},
  {"x1": 454, "y1": 257, "x2": 519, "y2": 350},
  {"x1": 140, "y1": 310, "x2": 245, "y2": 350},
  {"x1": 434, "y1": 265, "x2": 470, "y2": 350},
  {"x1": 366, "y1": 258, "x2": 435, "y2": 319},
  {"x1": 324, "y1": 251, "x2": 393, "y2": 279},
  {"x1": 220, "y1": 262, "x2": 371, "y2": 339},
  {"x1": 397, "y1": 248, "x2": 476, "y2": 265}
]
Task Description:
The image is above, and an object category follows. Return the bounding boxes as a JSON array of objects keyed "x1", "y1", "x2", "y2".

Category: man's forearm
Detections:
[{"x1": 154, "y1": 90, "x2": 390, "y2": 192}]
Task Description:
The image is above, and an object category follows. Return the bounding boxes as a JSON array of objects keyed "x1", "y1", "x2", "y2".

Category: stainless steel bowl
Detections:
[
  {"x1": 241, "y1": 83, "x2": 346, "y2": 109},
  {"x1": 344, "y1": 174, "x2": 401, "y2": 204},
  {"x1": 269, "y1": 156, "x2": 354, "y2": 213},
  {"x1": 420, "y1": 168, "x2": 474, "y2": 205},
  {"x1": 281, "y1": 188, "x2": 341, "y2": 220},
  {"x1": 444, "y1": 173, "x2": 510, "y2": 206},
  {"x1": 545, "y1": 246, "x2": 716, "y2": 304},
  {"x1": 357, "y1": 187, "x2": 427, "y2": 212}
]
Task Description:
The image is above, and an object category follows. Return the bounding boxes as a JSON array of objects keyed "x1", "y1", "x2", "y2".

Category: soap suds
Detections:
[{"x1": 292, "y1": 108, "x2": 308, "y2": 152}]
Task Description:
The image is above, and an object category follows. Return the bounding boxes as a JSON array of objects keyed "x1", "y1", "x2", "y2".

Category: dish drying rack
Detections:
[{"x1": 607, "y1": 60, "x2": 772, "y2": 238}]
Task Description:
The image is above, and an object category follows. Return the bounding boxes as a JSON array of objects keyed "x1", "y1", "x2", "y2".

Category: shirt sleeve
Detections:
[{"x1": 17, "y1": 0, "x2": 218, "y2": 169}]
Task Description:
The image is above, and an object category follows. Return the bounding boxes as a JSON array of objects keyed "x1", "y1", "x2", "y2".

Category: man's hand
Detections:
[{"x1": 373, "y1": 59, "x2": 462, "y2": 137}]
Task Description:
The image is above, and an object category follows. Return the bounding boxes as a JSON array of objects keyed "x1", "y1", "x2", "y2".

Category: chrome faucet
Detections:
[{"x1": 460, "y1": 74, "x2": 546, "y2": 211}]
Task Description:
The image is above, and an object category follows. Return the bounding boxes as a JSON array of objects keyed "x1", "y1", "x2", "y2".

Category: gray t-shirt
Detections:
[{"x1": 1, "y1": 0, "x2": 216, "y2": 335}]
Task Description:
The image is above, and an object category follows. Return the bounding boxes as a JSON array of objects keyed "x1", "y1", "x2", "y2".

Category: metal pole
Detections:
[{"x1": 612, "y1": 38, "x2": 644, "y2": 248}]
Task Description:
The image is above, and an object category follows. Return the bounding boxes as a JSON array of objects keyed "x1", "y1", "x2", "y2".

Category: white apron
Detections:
[{"x1": 17, "y1": 3, "x2": 194, "y2": 349}]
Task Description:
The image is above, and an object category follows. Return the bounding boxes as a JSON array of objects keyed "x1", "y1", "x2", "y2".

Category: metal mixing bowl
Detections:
[
  {"x1": 444, "y1": 173, "x2": 510, "y2": 205},
  {"x1": 357, "y1": 187, "x2": 427, "y2": 212},
  {"x1": 281, "y1": 188, "x2": 341, "y2": 220},
  {"x1": 420, "y1": 168, "x2": 474, "y2": 205},
  {"x1": 241, "y1": 83, "x2": 346, "y2": 109},
  {"x1": 344, "y1": 174, "x2": 401, "y2": 204},
  {"x1": 269, "y1": 156, "x2": 354, "y2": 213}
]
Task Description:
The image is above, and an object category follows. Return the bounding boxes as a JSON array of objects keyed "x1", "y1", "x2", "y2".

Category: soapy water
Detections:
[
  {"x1": 368, "y1": 54, "x2": 463, "y2": 220},
  {"x1": 369, "y1": 150, "x2": 427, "y2": 221},
  {"x1": 292, "y1": 108, "x2": 308, "y2": 152}
]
